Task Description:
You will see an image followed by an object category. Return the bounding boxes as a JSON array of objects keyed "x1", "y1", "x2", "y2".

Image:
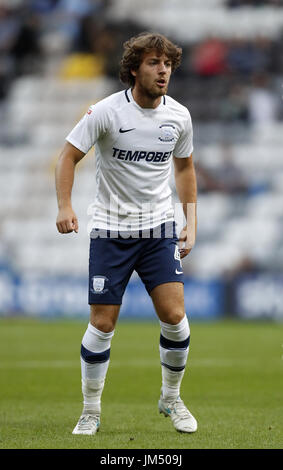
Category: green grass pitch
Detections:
[{"x1": 0, "y1": 317, "x2": 282, "y2": 449}]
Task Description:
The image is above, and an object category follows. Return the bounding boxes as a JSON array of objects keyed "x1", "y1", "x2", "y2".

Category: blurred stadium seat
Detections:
[{"x1": 0, "y1": 0, "x2": 282, "y2": 318}]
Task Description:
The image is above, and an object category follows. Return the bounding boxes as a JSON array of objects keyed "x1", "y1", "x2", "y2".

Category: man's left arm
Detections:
[{"x1": 173, "y1": 154, "x2": 197, "y2": 259}]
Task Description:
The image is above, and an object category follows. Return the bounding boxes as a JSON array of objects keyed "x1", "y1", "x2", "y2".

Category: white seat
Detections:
[
  {"x1": 188, "y1": 242, "x2": 245, "y2": 278},
  {"x1": 222, "y1": 218, "x2": 280, "y2": 263},
  {"x1": 246, "y1": 194, "x2": 283, "y2": 218}
]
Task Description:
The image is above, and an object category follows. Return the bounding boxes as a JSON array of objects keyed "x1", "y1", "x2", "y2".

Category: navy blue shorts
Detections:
[{"x1": 88, "y1": 222, "x2": 184, "y2": 305}]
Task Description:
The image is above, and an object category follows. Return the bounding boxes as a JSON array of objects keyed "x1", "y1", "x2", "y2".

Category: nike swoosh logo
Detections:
[
  {"x1": 119, "y1": 127, "x2": 136, "y2": 133},
  {"x1": 175, "y1": 269, "x2": 183, "y2": 275}
]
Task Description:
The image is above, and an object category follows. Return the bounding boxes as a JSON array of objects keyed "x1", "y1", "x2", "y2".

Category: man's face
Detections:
[{"x1": 132, "y1": 50, "x2": 172, "y2": 99}]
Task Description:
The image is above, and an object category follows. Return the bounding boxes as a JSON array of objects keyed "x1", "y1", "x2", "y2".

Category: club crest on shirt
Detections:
[
  {"x1": 92, "y1": 276, "x2": 109, "y2": 294},
  {"x1": 158, "y1": 124, "x2": 175, "y2": 142}
]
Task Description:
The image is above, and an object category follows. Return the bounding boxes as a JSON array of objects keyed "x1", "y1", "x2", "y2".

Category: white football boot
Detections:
[
  {"x1": 158, "y1": 395, "x2": 197, "y2": 433},
  {"x1": 72, "y1": 414, "x2": 100, "y2": 435}
]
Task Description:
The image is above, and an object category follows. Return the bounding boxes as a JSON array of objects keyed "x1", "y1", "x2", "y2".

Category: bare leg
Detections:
[
  {"x1": 150, "y1": 282, "x2": 185, "y2": 324},
  {"x1": 89, "y1": 304, "x2": 121, "y2": 332}
]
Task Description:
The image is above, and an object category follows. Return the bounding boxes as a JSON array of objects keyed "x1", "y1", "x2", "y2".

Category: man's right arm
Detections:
[{"x1": 55, "y1": 141, "x2": 86, "y2": 234}]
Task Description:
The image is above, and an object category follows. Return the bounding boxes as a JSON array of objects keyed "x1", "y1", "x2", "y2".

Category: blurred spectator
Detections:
[
  {"x1": 266, "y1": 32, "x2": 283, "y2": 73},
  {"x1": 0, "y1": 6, "x2": 22, "y2": 100},
  {"x1": 29, "y1": 0, "x2": 60, "y2": 14},
  {"x1": 220, "y1": 83, "x2": 249, "y2": 122},
  {"x1": 53, "y1": 0, "x2": 107, "y2": 46},
  {"x1": 227, "y1": 38, "x2": 269, "y2": 76},
  {"x1": 224, "y1": 256, "x2": 261, "y2": 280},
  {"x1": 197, "y1": 142, "x2": 248, "y2": 194},
  {"x1": 72, "y1": 18, "x2": 145, "y2": 78},
  {"x1": 10, "y1": 12, "x2": 42, "y2": 75},
  {"x1": 191, "y1": 37, "x2": 228, "y2": 77},
  {"x1": 247, "y1": 73, "x2": 278, "y2": 125},
  {"x1": 0, "y1": 6, "x2": 20, "y2": 51},
  {"x1": 216, "y1": 142, "x2": 249, "y2": 193},
  {"x1": 196, "y1": 163, "x2": 229, "y2": 193}
]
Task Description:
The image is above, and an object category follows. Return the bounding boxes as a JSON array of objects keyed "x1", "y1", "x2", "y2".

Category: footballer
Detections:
[{"x1": 55, "y1": 32, "x2": 198, "y2": 435}]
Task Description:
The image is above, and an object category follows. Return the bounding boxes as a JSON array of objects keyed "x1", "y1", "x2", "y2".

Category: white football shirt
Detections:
[{"x1": 66, "y1": 88, "x2": 193, "y2": 232}]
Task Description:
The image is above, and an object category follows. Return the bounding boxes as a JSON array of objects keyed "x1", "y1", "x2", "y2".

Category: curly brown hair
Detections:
[{"x1": 119, "y1": 32, "x2": 182, "y2": 87}]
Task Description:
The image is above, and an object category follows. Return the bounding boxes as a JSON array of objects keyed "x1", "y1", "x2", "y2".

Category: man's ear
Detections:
[{"x1": 131, "y1": 69, "x2": 137, "y2": 78}]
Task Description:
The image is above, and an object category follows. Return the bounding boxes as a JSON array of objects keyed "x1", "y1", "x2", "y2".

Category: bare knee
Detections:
[
  {"x1": 151, "y1": 282, "x2": 185, "y2": 325},
  {"x1": 90, "y1": 304, "x2": 119, "y2": 333},
  {"x1": 91, "y1": 318, "x2": 115, "y2": 333},
  {"x1": 160, "y1": 310, "x2": 185, "y2": 325}
]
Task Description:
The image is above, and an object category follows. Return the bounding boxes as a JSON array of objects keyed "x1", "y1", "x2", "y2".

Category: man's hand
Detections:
[
  {"x1": 178, "y1": 225, "x2": 194, "y2": 259},
  {"x1": 56, "y1": 207, "x2": 78, "y2": 234}
]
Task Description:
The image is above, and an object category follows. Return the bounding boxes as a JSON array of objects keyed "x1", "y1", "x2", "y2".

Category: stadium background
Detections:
[
  {"x1": 1, "y1": 0, "x2": 283, "y2": 452},
  {"x1": 0, "y1": 0, "x2": 283, "y2": 321}
]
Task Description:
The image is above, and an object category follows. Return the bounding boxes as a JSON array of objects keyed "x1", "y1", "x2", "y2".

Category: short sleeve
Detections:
[
  {"x1": 173, "y1": 110, "x2": 193, "y2": 158},
  {"x1": 66, "y1": 102, "x2": 110, "y2": 154}
]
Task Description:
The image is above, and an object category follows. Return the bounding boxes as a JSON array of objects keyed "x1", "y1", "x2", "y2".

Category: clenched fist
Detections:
[{"x1": 56, "y1": 207, "x2": 78, "y2": 234}]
